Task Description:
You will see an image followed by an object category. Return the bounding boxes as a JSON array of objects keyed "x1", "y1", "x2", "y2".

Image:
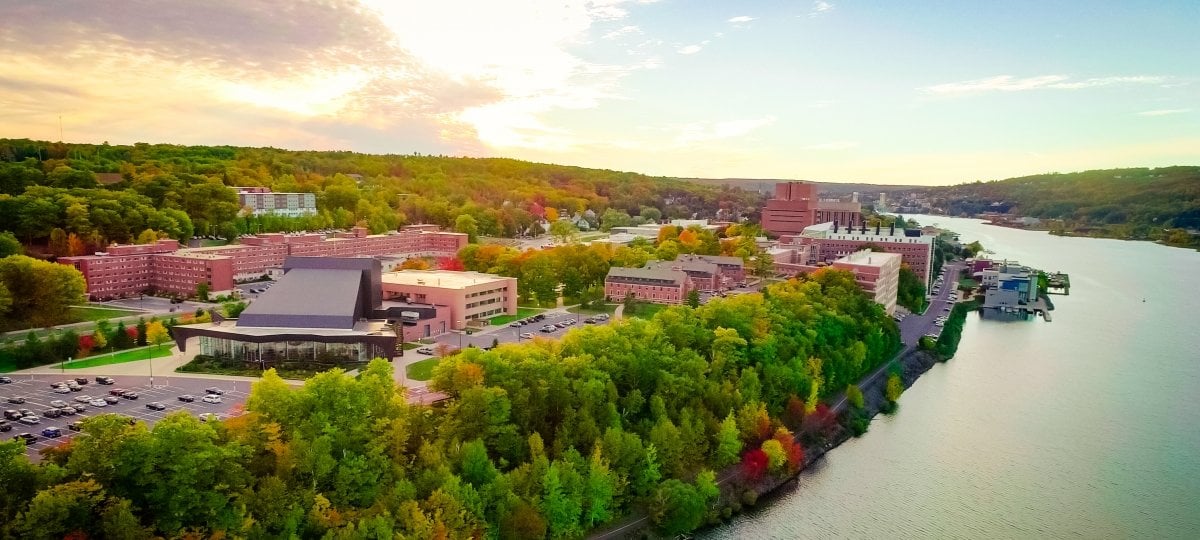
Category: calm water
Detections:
[{"x1": 706, "y1": 216, "x2": 1200, "y2": 539}]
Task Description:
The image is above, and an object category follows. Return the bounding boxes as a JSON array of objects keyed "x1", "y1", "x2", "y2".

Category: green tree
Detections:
[
  {"x1": 110, "y1": 321, "x2": 134, "y2": 350},
  {"x1": 713, "y1": 413, "x2": 743, "y2": 468},
  {"x1": 886, "y1": 373, "x2": 904, "y2": 403},
  {"x1": 455, "y1": 214, "x2": 480, "y2": 243},
  {"x1": 48, "y1": 227, "x2": 70, "y2": 257},
  {"x1": 685, "y1": 288, "x2": 700, "y2": 308},
  {"x1": 135, "y1": 228, "x2": 159, "y2": 245},
  {"x1": 847, "y1": 384, "x2": 865, "y2": 409},
  {"x1": 649, "y1": 479, "x2": 704, "y2": 535},
  {"x1": 0, "y1": 231, "x2": 22, "y2": 257},
  {"x1": 549, "y1": 219, "x2": 579, "y2": 243},
  {"x1": 195, "y1": 282, "x2": 209, "y2": 302},
  {"x1": 135, "y1": 318, "x2": 148, "y2": 347},
  {"x1": 0, "y1": 255, "x2": 87, "y2": 331},
  {"x1": 540, "y1": 462, "x2": 582, "y2": 539},
  {"x1": 583, "y1": 446, "x2": 618, "y2": 528}
]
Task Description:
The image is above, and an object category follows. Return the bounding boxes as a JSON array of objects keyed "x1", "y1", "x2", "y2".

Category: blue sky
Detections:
[{"x1": 1, "y1": 1, "x2": 1196, "y2": 184}]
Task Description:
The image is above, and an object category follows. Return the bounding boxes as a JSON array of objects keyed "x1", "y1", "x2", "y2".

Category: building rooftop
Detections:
[
  {"x1": 237, "y1": 268, "x2": 364, "y2": 329},
  {"x1": 834, "y1": 250, "x2": 902, "y2": 267},
  {"x1": 381, "y1": 270, "x2": 510, "y2": 289},
  {"x1": 606, "y1": 266, "x2": 689, "y2": 284}
]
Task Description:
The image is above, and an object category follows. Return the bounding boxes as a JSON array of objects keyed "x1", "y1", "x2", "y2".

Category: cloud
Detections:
[
  {"x1": 1137, "y1": 108, "x2": 1192, "y2": 117},
  {"x1": 675, "y1": 116, "x2": 777, "y2": 144},
  {"x1": 677, "y1": 44, "x2": 704, "y2": 55},
  {"x1": 810, "y1": 1, "x2": 834, "y2": 17},
  {"x1": 728, "y1": 16, "x2": 755, "y2": 23},
  {"x1": 803, "y1": 141, "x2": 858, "y2": 151},
  {"x1": 922, "y1": 74, "x2": 1166, "y2": 95},
  {"x1": 603, "y1": 25, "x2": 641, "y2": 39}
]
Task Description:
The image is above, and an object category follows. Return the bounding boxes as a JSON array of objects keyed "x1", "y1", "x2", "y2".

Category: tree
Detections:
[
  {"x1": 49, "y1": 227, "x2": 70, "y2": 256},
  {"x1": 544, "y1": 207, "x2": 559, "y2": 222},
  {"x1": 0, "y1": 255, "x2": 87, "y2": 331},
  {"x1": 639, "y1": 206, "x2": 661, "y2": 222},
  {"x1": 549, "y1": 220, "x2": 578, "y2": 243},
  {"x1": 145, "y1": 320, "x2": 170, "y2": 350},
  {"x1": 649, "y1": 479, "x2": 704, "y2": 535},
  {"x1": 195, "y1": 282, "x2": 209, "y2": 302},
  {"x1": 847, "y1": 384, "x2": 865, "y2": 409},
  {"x1": 90, "y1": 329, "x2": 107, "y2": 352},
  {"x1": 713, "y1": 413, "x2": 743, "y2": 468},
  {"x1": 885, "y1": 373, "x2": 904, "y2": 403},
  {"x1": 135, "y1": 228, "x2": 160, "y2": 245},
  {"x1": 66, "y1": 233, "x2": 87, "y2": 256},
  {"x1": 0, "y1": 231, "x2": 22, "y2": 257},
  {"x1": 685, "y1": 288, "x2": 700, "y2": 308},
  {"x1": 135, "y1": 318, "x2": 148, "y2": 347},
  {"x1": 455, "y1": 214, "x2": 480, "y2": 243},
  {"x1": 761, "y1": 439, "x2": 787, "y2": 474}
]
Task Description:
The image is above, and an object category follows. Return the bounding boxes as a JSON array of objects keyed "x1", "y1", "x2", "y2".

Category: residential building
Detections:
[
  {"x1": 234, "y1": 187, "x2": 317, "y2": 217},
  {"x1": 832, "y1": 250, "x2": 902, "y2": 315},
  {"x1": 59, "y1": 226, "x2": 467, "y2": 300},
  {"x1": 380, "y1": 270, "x2": 517, "y2": 329},
  {"x1": 604, "y1": 266, "x2": 692, "y2": 304}
]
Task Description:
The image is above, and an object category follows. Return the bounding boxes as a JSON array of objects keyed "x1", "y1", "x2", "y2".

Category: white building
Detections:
[{"x1": 235, "y1": 187, "x2": 318, "y2": 217}]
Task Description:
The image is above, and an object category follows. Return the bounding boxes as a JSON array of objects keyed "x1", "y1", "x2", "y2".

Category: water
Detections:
[{"x1": 705, "y1": 216, "x2": 1200, "y2": 539}]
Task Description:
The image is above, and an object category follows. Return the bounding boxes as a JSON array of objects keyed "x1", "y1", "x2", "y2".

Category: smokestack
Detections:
[
  {"x1": 860, "y1": 221, "x2": 867, "y2": 234},
  {"x1": 875, "y1": 223, "x2": 881, "y2": 235},
  {"x1": 833, "y1": 220, "x2": 839, "y2": 233},
  {"x1": 890, "y1": 223, "x2": 895, "y2": 236}
]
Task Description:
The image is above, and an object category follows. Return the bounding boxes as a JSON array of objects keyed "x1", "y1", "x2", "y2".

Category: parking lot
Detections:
[
  {"x1": 419, "y1": 309, "x2": 614, "y2": 354},
  {"x1": 2, "y1": 374, "x2": 250, "y2": 459}
]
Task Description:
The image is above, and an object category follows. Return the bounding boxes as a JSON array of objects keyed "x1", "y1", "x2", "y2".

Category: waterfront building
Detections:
[
  {"x1": 59, "y1": 226, "x2": 467, "y2": 301},
  {"x1": 781, "y1": 220, "x2": 935, "y2": 286},
  {"x1": 380, "y1": 270, "x2": 517, "y2": 329},
  {"x1": 831, "y1": 249, "x2": 902, "y2": 315},
  {"x1": 604, "y1": 266, "x2": 692, "y2": 304},
  {"x1": 234, "y1": 186, "x2": 317, "y2": 217}
]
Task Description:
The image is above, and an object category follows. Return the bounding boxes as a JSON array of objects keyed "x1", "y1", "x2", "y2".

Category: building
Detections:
[
  {"x1": 604, "y1": 266, "x2": 692, "y2": 304},
  {"x1": 761, "y1": 182, "x2": 863, "y2": 236},
  {"x1": 172, "y1": 257, "x2": 450, "y2": 367},
  {"x1": 645, "y1": 254, "x2": 746, "y2": 291},
  {"x1": 59, "y1": 226, "x2": 467, "y2": 301},
  {"x1": 380, "y1": 270, "x2": 517, "y2": 329},
  {"x1": 832, "y1": 250, "x2": 902, "y2": 315},
  {"x1": 786, "y1": 220, "x2": 935, "y2": 286},
  {"x1": 234, "y1": 187, "x2": 318, "y2": 217}
]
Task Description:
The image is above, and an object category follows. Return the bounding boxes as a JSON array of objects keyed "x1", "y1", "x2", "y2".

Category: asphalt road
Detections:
[{"x1": 2, "y1": 374, "x2": 251, "y2": 460}]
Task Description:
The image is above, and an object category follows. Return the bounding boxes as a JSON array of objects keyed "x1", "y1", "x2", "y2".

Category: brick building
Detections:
[
  {"x1": 380, "y1": 270, "x2": 517, "y2": 329},
  {"x1": 761, "y1": 181, "x2": 863, "y2": 236},
  {"x1": 604, "y1": 267, "x2": 692, "y2": 304},
  {"x1": 831, "y1": 250, "x2": 902, "y2": 315},
  {"x1": 60, "y1": 226, "x2": 467, "y2": 301},
  {"x1": 646, "y1": 254, "x2": 746, "y2": 292},
  {"x1": 780, "y1": 221, "x2": 934, "y2": 286}
]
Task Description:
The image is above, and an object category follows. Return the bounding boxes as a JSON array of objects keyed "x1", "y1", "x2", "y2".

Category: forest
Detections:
[
  {"x1": 912, "y1": 166, "x2": 1200, "y2": 244},
  {"x1": 0, "y1": 269, "x2": 899, "y2": 539},
  {"x1": 0, "y1": 138, "x2": 761, "y2": 255}
]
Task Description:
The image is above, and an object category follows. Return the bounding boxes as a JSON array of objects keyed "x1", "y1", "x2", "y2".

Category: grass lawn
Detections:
[
  {"x1": 69, "y1": 305, "x2": 142, "y2": 322},
  {"x1": 626, "y1": 302, "x2": 667, "y2": 319},
  {"x1": 401, "y1": 342, "x2": 421, "y2": 350},
  {"x1": 567, "y1": 303, "x2": 618, "y2": 315},
  {"x1": 489, "y1": 307, "x2": 545, "y2": 326},
  {"x1": 957, "y1": 276, "x2": 979, "y2": 290},
  {"x1": 64, "y1": 344, "x2": 174, "y2": 369},
  {"x1": 199, "y1": 238, "x2": 230, "y2": 247},
  {"x1": 406, "y1": 357, "x2": 440, "y2": 381}
]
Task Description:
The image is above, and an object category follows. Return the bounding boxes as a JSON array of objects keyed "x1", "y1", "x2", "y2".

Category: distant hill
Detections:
[{"x1": 681, "y1": 177, "x2": 922, "y2": 196}]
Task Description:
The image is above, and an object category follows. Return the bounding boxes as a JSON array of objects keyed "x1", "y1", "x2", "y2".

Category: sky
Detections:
[{"x1": 1, "y1": 0, "x2": 1197, "y2": 185}]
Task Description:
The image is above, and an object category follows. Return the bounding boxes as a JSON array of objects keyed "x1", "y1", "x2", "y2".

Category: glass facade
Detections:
[{"x1": 198, "y1": 336, "x2": 387, "y2": 365}]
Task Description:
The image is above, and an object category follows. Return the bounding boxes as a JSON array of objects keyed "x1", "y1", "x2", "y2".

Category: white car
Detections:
[
  {"x1": 202, "y1": 394, "x2": 222, "y2": 404},
  {"x1": 74, "y1": 395, "x2": 94, "y2": 403},
  {"x1": 53, "y1": 386, "x2": 72, "y2": 394},
  {"x1": 198, "y1": 413, "x2": 222, "y2": 423},
  {"x1": 50, "y1": 400, "x2": 68, "y2": 408},
  {"x1": 90, "y1": 399, "x2": 107, "y2": 407}
]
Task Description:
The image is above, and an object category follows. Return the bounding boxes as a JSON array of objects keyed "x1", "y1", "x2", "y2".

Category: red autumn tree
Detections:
[
  {"x1": 438, "y1": 257, "x2": 465, "y2": 271},
  {"x1": 741, "y1": 448, "x2": 768, "y2": 481}
]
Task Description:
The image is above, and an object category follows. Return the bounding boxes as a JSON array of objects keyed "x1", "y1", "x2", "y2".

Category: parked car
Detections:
[
  {"x1": 120, "y1": 391, "x2": 139, "y2": 400},
  {"x1": 205, "y1": 387, "x2": 225, "y2": 396},
  {"x1": 90, "y1": 399, "x2": 107, "y2": 407},
  {"x1": 41, "y1": 427, "x2": 62, "y2": 438},
  {"x1": 103, "y1": 396, "x2": 120, "y2": 404},
  {"x1": 68, "y1": 422, "x2": 83, "y2": 432},
  {"x1": 53, "y1": 386, "x2": 72, "y2": 394},
  {"x1": 3, "y1": 410, "x2": 21, "y2": 421},
  {"x1": 6, "y1": 396, "x2": 26, "y2": 404},
  {"x1": 178, "y1": 395, "x2": 196, "y2": 403},
  {"x1": 74, "y1": 395, "x2": 94, "y2": 403},
  {"x1": 198, "y1": 413, "x2": 221, "y2": 423},
  {"x1": 109, "y1": 388, "x2": 127, "y2": 396},
  {"x1": 18, "y1": 416, "x2": 40, "y2": 425},
  {"x1": 0, "y1": 376, "x2": 11, "y2": 384},
  {"x1": 50, "y1": 400, "x2": 68, "y2": 409},
  {"x1": 96, "y1": 376, "x2": 115, "y2": 385},
  {"x1": 519, "y1": 332, "x2": 534, "y2": 339},
  {"x1": 43, "y1": 409, "x2": 62, "y2": 419},
  {"x1": 18, "y1": 409, "x2": 32, "y2": 417},
  {"x1": 202, "y1": 394, "x2": 222, "y2": 404},
  {"x1": 12, "y1": 433, "x2": 36, "y2": 444},
  {"x1": 584, "y1": 318, "x2": 596, "y2": 324},
  {"x1": 73, "y1": 377, "x2": 89, "y2": 385},
  {"x1": 540, "y1": 325, "x2": 555, "y2": 333},
  {"x1": 508, "y1": 322, "x2": 522, "y2": 328},
  {"x1": 58, "y1": 406, "x2": 77, "y2": 416},
  {"x1": 146, "y1": 402, "x2": 166, "y2": 411},
  {"x1": 416, "y1": 347, "x2": 434, "y2": 355},
  {"x1": 0, "y1": 421, "x2": 9, "y2": 432}
]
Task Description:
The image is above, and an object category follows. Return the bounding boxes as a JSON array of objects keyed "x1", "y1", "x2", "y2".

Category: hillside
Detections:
[{"x1": 0, "y1": 138, "x2": 760, "y2": 253}]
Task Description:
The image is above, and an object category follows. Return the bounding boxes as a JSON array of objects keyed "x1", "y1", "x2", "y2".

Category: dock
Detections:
[{"x1": 1045, "y1": 272, "x2": 1070, "y2": 295}]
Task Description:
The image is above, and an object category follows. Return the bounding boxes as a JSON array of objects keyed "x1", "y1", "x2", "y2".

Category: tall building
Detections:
[
  {"x1": 832, "y1": 250, "x2": 902, "y2": 315},
  {"x1": 60, "y1": 226, "x2": 467, "y2": 300},
  {"x1": 380, "y1": 270, "x2": 517, "y2": 329},
  {"x1": 761, "y1": 181, "x2": 862, "y2": 236},
  {"x1": 234, "y1": 187, "x2": 317, "y2": 217}
]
